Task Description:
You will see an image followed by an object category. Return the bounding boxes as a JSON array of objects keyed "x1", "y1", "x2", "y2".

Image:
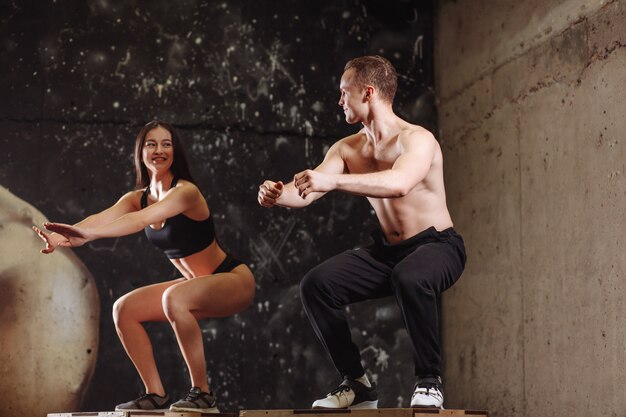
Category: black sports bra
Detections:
[{"x1": 140, "y1": 178, "x2": 215, "y2": 259}]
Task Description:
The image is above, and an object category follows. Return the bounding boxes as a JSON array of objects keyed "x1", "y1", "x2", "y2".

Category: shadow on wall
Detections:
[{"x1": 0, "y1": 185, "x2": 100, "y2": 417}]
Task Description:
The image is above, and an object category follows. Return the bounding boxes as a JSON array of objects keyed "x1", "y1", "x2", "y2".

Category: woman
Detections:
[{"x1": 33, "y1": 120, "x2": 255, "y2": 413}]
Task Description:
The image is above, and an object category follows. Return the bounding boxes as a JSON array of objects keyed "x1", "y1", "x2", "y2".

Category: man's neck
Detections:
[{"x1": 361, "y1": 107, "x2": 401, "y2": 145}]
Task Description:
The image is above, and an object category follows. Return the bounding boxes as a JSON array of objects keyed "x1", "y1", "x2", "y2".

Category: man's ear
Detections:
[{"x1": 364, "y1": 85, "x2": 375, "y2": 101}]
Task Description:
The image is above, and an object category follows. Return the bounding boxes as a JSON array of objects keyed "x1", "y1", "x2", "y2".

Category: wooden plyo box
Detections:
[
  {"x1": 48, "y1": 409, "x2": 488, "y2": 417},
  {"x1": 48, "y1": 412, "x2": 236, "y2": 417},
  {"x1": 240, "y1": 409, "x2": 488, "y2": 417}
]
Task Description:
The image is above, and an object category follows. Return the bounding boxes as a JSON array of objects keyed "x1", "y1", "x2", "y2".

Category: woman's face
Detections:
[{"x1": 142, "y1": 126, "x2": 174, "y2": 174}]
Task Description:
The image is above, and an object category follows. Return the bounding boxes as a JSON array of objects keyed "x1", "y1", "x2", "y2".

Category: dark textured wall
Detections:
[{"x1": 1, "y1": 0, "x2": 436, "y2": 412}]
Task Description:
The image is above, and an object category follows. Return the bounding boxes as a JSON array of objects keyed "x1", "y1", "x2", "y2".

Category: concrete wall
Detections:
[{"x1": 436, "y1": 1, "x2": 626, "y2": 416}]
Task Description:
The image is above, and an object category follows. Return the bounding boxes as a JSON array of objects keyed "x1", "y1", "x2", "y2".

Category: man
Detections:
[{"x1": 257, "y1": 55, "x2": 466, "y2": 409}]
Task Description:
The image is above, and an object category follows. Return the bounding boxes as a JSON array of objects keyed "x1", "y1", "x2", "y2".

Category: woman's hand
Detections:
[
  {"x1": 32, "y1": 225, "x2": 70, "y2": 254},
  {"x1": 38, "y1": 222, "x2": 95, "y2": 248}
]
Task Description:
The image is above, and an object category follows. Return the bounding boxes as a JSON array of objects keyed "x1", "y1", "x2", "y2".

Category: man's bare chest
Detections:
[{"x1": 345, "y1": 144, "x2": 400, "y2": 173}]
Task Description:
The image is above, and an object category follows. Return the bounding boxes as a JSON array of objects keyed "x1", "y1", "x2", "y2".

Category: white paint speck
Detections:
[
  {"x1": 311, "y1": 101, "x2": 323, "y2": 113},
  {"x1": 304, "y1": 120, "x2": 313, "y2": 136}
]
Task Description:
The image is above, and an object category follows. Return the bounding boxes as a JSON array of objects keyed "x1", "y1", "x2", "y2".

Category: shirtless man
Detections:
[{"x1": 257, "y1": 55, "x2": 466, "y2": 409}]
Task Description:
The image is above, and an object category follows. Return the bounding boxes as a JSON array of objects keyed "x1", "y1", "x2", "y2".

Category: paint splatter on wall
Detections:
[{"x1": 1, "y1": 0, "x2": 437, "y2": 412}]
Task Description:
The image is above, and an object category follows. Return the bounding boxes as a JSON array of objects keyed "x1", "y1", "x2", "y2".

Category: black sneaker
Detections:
[
  {"x1": 170, "y1": 387, "x2": 220, "y2": 413},
  {"x1": 114, "y1": 393, "x2": 171, "y2": 411},
  {"x1": 410, "y1": 375, "x2": 444, "y2": 409},
  {"x1": 312, "y1": 379, "x2": 378, "y2": 409}
]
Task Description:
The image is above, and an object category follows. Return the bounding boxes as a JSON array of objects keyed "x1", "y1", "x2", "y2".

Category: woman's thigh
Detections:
[
  {"x1": 165, "y1": 264, "x2": 255, "y2": 319},
  {"x1": 114, "y1": 278, "x2": 185, "y2": 323}
]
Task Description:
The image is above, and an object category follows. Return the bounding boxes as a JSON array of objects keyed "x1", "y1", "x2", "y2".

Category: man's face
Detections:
[{"x1": 338, "y1": 69, "x2": 366, "y2": 124}]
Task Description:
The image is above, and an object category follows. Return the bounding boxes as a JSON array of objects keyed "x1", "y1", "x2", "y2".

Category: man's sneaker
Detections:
[
  {"x1": 312, "y1": 379, "x2": 378, "y2": 409},
  {"x1": 410, "y1": 375, "x2": 444, "y2": 409},
  {"x1": 114, "y1": 393, "x2": 171, "y2": 411},
  {"x1": 169, "y1": 387, "x2": 220, "y2": 413}
]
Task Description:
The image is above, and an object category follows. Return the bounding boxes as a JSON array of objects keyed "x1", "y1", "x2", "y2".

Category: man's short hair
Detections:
[{"x1": 344, "y1": 55, "x2": 398, "y2": 103}]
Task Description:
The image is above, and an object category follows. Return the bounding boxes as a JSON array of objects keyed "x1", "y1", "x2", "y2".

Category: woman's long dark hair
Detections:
[{"x1": 134, "y1": 120, "x2": 197, "y2": 189}]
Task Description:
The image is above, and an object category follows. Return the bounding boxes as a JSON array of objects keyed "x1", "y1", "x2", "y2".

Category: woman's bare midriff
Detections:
[{"x1": 170, "y1": 240, "x2": 228, "y2": 279}]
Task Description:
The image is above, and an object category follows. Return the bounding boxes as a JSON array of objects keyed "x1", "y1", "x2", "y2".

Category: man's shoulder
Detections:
[
  {"x1": 332, "y1": 130, "x2": 368, "y2": 149},
  {"x1": 399, "y1": 123, "x2": 435, "y2": 140},
  {"x1": 342, "y1": 129, "x2": 368, "y2": 141},
  {"x1": 397, "y1": 124, "x2": 436, "y2": 147}
]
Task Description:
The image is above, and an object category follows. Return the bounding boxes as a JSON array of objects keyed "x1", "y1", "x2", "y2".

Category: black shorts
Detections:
[{"x1": 213, "y1": 253, "x2": 244, "y2": 274}]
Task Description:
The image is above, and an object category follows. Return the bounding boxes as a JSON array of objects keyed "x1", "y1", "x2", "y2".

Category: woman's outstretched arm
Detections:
[
  {"x1": 42, "y1": 184, "x2": 200, "y2": 248},
  {"x1": 33, "y1": 190, "x2": 142, "y2": 253}
]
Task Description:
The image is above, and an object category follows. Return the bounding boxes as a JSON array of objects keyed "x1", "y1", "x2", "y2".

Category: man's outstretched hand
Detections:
[{"x1": 258, "y1": 180, "x2": 284, "y2": 208}]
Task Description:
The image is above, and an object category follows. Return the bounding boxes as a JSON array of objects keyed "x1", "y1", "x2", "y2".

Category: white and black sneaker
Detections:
[
  {"x1": 410, "y1": 375, "x2": 444, "y2": 409},
  {"x1": 169, "y1": 387, "x2": 220, "y2": 413},
  {"x1": 312, "y1": 379, "x2": 378, "y2": 409}
]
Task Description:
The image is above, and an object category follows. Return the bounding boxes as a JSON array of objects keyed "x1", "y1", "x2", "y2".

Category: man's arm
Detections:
[
  {"x1": 294, "y1": 130, "x2": 436, "y2": 199},
  {"x1": 259, "y1": 140, "x2": 346, "y2": 209}
]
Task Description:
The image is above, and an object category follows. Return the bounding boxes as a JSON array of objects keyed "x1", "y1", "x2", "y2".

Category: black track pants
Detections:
[{"x1": 300, "y1": 226, "x2": 466, "y2": 378}]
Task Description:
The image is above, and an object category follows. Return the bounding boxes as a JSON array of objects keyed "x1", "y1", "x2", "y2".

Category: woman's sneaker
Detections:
[
  {"x1": 114, "y1": 393, "x2": 171, "y2": 411},
  {"x1": 410, "y1": 375, "x2": 444, "y2": 409},
  {"x1": 312, "y1": 379, "x2": 378, "y2": 409},
  {"x1": 170, "y1": 387, "x2": 220, "y2": 413}
]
